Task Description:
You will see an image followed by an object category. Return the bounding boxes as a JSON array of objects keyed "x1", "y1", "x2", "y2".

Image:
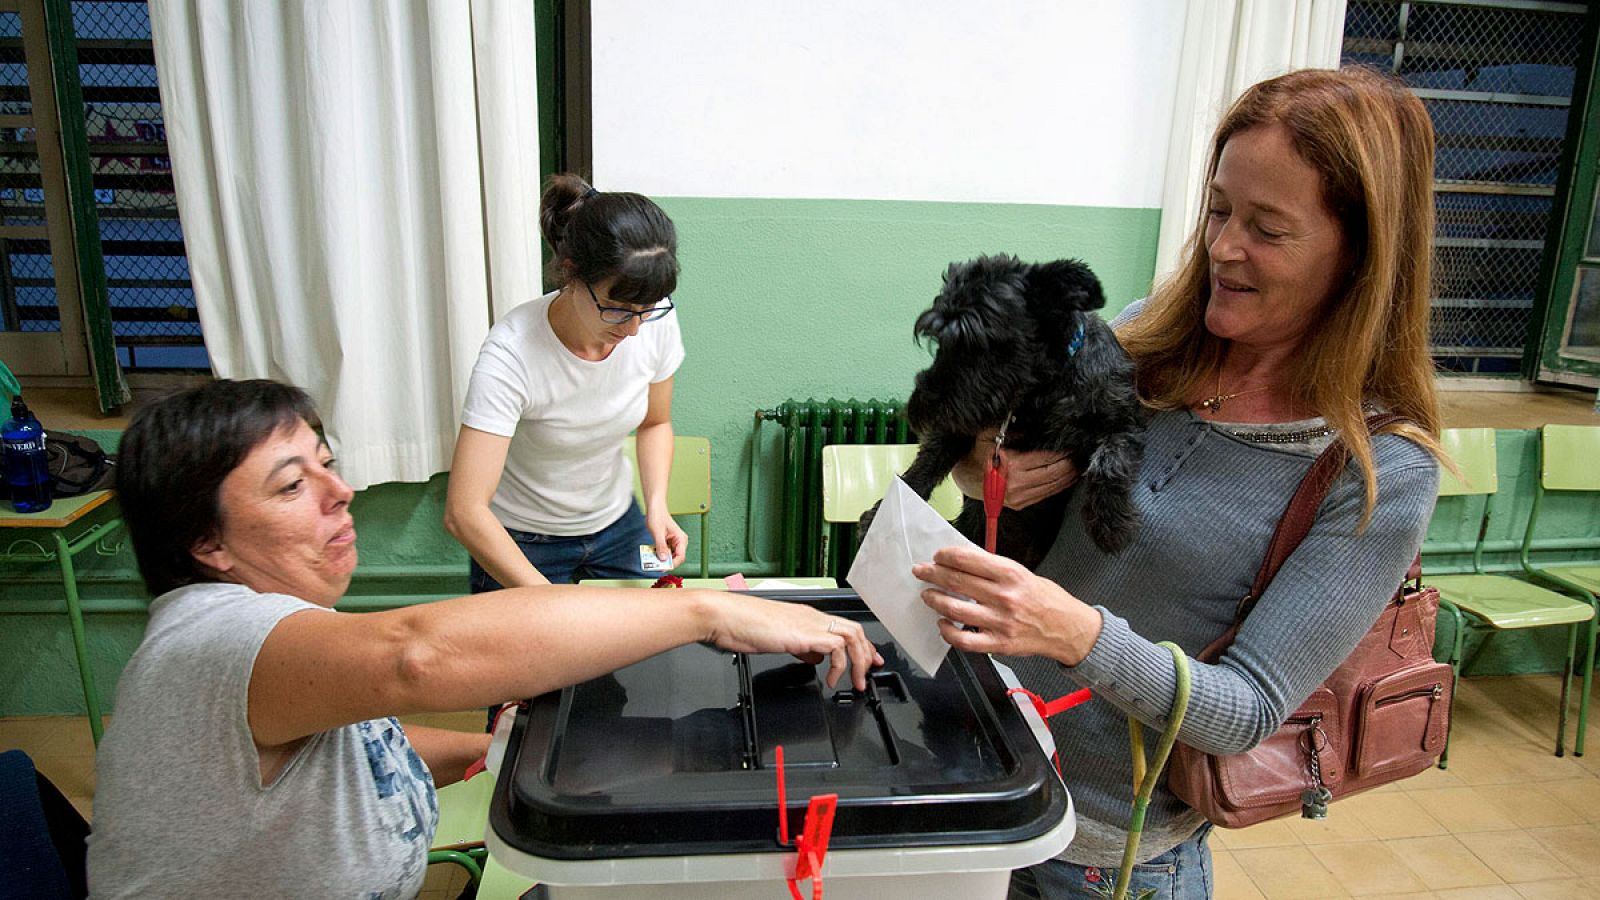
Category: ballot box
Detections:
[{"x1": 486, "y1": 590, "x2": 1075, "y2": 900}]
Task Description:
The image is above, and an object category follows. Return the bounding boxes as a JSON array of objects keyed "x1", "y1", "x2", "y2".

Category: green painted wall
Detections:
[
  {"x1": 659, "y1": 197, "x2": 1162, "y2": 569},
  {"x1": 4, "y1": 199, "x2": 1599, "y2": 717}
]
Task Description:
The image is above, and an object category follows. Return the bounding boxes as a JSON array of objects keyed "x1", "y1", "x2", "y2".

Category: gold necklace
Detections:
[{"x1": 1196, "y1": 374, "x2": 1271, "y2": 414}]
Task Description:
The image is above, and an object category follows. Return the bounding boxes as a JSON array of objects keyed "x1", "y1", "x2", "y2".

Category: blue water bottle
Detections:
[{"x1": 2, "y1": 396, "x2": 52, "y2": 513}]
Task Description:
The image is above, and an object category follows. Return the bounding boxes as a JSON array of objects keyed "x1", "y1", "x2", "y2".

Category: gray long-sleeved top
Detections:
[{"x1": 1002, "y1": 408, "x2": 1438, "y2": 866}]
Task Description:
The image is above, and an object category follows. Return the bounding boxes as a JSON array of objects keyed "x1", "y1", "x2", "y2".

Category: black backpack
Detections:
[{"x1": 45, "y1": 434, "x2": 116, "y2": 497}]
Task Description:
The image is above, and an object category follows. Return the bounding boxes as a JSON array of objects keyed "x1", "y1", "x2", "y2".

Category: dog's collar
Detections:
[{"x1": 1066, "y1": 320, "x2": 1086, "y2": 357}]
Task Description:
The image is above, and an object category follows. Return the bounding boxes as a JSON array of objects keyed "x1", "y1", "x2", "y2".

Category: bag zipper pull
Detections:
[{"x1": 1299, "y1": 715, "x2": 1332, "y2": 820}]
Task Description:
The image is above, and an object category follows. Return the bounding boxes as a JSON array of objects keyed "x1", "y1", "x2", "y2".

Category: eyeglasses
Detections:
[{"x1": 584, "y1": 282, "x2": 674, "y2": 324}]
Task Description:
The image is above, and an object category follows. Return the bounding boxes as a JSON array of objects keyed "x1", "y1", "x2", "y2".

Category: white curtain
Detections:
[
  {"x1": 1154, "y1": 0, "x2": 1349, "y2": 281},
  {"x1": 149, "y1": 1, "x2": 542, "y2": 489}
]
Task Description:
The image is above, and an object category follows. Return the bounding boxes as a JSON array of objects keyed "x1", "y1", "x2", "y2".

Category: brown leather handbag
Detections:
[{"x1": 1166, "y1": 416, "x2": 1451, "y2": 828}]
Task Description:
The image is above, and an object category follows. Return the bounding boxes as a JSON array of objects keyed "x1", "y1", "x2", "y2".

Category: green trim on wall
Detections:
[{"x1": 3, "y1": 424, "x2": 1598, "y2": 717}]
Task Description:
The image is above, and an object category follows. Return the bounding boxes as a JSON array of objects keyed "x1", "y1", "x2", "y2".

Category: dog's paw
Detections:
[
  {"x1": 857, "y1": 501, "x2": 883, "y2": 545},
  {"x1": 1084, "y1": 505, "x2": 1140, "y2": 555}
]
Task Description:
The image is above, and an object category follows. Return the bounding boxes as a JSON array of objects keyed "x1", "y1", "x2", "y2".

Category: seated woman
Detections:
[{"x1": 86, "y1": 379, "x2": 879, "y2": 899}]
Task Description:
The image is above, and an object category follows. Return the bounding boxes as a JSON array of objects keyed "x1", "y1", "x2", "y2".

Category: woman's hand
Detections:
[
  {"x1": 645, "y1": 505, "x2": 689, "y2": 568},
  {"x1": 912, "y1": 545, "x2": 1103, "y2": 665},
  {"x1": 950, "y1": 429, "x2": 1079, "y2": 509},
  {"x1": 697, "y1": 592, "x2": 884, "y2": 691}
]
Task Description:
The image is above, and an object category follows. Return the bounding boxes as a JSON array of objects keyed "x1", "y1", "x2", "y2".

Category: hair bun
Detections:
[{"x1": 540, "y1": 173, "x2": 596, "y2": 248}]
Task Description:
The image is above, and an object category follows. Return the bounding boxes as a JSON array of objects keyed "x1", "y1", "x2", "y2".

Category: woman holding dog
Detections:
[
  {"x1": 446, "y1": 174, "x2": 689, "y2": 588},
  {"x1": 927, "y1": 67, "x2": 1445, "y2": 899}
]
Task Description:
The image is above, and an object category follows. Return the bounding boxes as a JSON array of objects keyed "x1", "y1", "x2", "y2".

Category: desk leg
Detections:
[{"x1": 54, "y1": 531, "x2": 104, "y2": 746}]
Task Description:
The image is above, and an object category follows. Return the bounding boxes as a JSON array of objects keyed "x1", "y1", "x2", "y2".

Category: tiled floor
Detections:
[{"x1": 4, "y1": 676, "x2": 1600, "y2": 898}]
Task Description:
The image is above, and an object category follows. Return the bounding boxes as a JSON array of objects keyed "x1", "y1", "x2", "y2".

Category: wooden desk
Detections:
[{"x1": 1, "y1": 491, "x2": 124, "y2": 745}]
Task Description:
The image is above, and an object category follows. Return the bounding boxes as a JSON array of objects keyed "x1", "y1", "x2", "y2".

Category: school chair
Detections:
[
  {"x1": 819, "y1": 443, "x2": 964, "y2": 578},
  {"x1": 1517, "y1": 424, "x2": 1600, "y2": 756},
  {"x1": 1424, "y1": 428, "x2": 1596, "y2": 764},
  {"x1": 624, "y1": 435, "x2": 712, "y2": 577},
  {"x1": 426, "y1": 772, "x2": 496, "y2": 889}
]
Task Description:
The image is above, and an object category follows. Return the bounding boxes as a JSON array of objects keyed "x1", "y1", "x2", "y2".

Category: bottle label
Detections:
[{"x1": 3, "y1": 436, "x2": 45, "y2": 453}]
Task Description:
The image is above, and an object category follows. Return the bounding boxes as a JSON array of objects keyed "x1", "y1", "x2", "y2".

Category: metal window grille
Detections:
[
  {"x1": 0, "y1": 8, "x2": 57, "y2": 337},
  {"x1": 75, "y1": 0, "x2": 203, "y2": 370},
  {"x1": 1343, "y1": 0, "x2": 1587, "y2": 375}
]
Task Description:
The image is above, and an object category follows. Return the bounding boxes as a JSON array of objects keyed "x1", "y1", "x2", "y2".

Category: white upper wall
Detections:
[{"x1": 592, "y1": 0, "x2": 1185, "y2": 209}]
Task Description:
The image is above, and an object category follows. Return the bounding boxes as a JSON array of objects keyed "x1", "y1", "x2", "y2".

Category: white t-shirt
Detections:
[
  {"x1": 460, "y1": 290, "x2": 685, "y2": 535},
  {"x1": 88, "y1": 583, "x2": 438, "y2": 899}
]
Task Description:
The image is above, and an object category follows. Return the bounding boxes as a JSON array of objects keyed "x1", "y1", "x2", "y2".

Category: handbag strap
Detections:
[{"x1": 1195, "y1": 412, "x2": 1409, "y2": 663}]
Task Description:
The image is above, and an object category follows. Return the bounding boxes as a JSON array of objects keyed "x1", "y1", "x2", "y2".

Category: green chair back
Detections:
[
  {"x1": 579, "y1": 576, "x2": 839, "y2": 589},
  {"x1": 1541, "y1": 425, "x2": 1600, "y2": 491},
  {"x1": 1437, "y1": 427, "x2": 1497, "y2": 497},
  {"x1": 623, "y1": 435, "x2": 712, "y2": 577},
  {"x1": 430, "y1": 773, "x2": 495, "y2": 849},
  {"x1": 624, "y1": 435, "x2": 710, "y2": 514},
  {"x1": 820, "y1": 444, "x2": 963, "y2": 523},
  {"x1": 1425, "y1": 427, "x2": 1599, "y2": 765}
]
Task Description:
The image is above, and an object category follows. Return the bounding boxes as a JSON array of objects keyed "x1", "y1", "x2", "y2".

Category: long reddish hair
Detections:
[{"x1": 1118, "y1": 67, "x2": 1444, "y2": 520}]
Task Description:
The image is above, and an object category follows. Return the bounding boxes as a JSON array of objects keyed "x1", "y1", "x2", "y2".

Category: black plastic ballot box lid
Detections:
[{"x1": 489, "y1": 590, "x2": 1070, "y2": 861}]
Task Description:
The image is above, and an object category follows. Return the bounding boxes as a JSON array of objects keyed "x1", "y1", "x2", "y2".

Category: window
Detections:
[
  {"x1": 0, "y1": 0, "x2": 204, "y2": 405},
  {"x1": 77, "y1": 0, "x2": 203, "y2": 371},
  {"x1": 1343, "y1": 0, "x2": 1589, "y2": 379}
]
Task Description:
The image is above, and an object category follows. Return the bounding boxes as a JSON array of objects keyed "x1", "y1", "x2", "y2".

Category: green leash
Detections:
[{"x1": 1113, "y1": 641, "x2": 1192, "y2": 900}]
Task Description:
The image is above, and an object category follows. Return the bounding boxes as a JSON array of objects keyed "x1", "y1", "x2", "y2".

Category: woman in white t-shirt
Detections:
[{"x1": 445, "y1": 174, "x2": 687, "y2": 588}]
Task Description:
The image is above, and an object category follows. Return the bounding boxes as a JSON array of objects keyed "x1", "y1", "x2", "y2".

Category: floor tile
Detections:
[
  {"x1": 1218, "y1": 817, "x2": 1302, "y2": 850},
  {"x1": 1454, "y1": 830, "x2": 1576, "y2": 884},
  {"x1": 1408, "y1": 788, "x2": 1518, "y2": 834},
  {"x1": 1472, "y1": 783, "x2": 1587, "y2": 829},
  {"x1": 1311, "y1": 841, "x2": 1428, "y2": 896},
  {"x1": 1211, "y1": 850, "x2": 1267, "y2": 900},
  {"x1": 1531, "y1": 777, "x2": 1600, "y2": 824},
  {"x1": 1233, "y1": 846, "x2": 1350, "y2": 899},
  {"x1": 1524, "y1": 823, "x2": 1600, "y2": 874},
  {"x1": 1431, "y1": 888, "x2": 1522, "y2": 900},
  {"x1": 1509, "y1": 881, "x2": 1593, "y2": 900},
  {"x1": 1389, "y1": 835, "x2": 1503, "y2": 891},
  {"x1": 1342, "y1": 791, "x2": 1450, "y2": 840},
  {"x1": 1287, "y1": 808, "x2": 1380, "y2": 845},
  {"x1": 1440, "y1": 743, "x2": 1584, "y2": 787},
  {"x1": 1405, "y1": 763, "x2": 1469, "y2": 792},
  {"x1": 0, "y1": 715, "x2": 102, "y2": 758},
  {"x1": 29, "y1": 754, "x2": 96, "y2": 799}
]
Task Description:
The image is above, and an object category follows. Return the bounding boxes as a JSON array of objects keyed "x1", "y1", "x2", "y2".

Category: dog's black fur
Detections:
[{"x1": 868, "y1": 254, "x2": 1146, "y2": 569}]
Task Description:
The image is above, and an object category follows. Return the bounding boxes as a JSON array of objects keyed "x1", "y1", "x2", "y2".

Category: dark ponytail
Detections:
[{"x1": 539, "y1": 173, "x2": 679, "y2": 305}]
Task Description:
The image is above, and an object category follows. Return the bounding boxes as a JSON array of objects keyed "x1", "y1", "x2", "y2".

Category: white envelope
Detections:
[{"x1": 846, "y1": 476, "x2": 980, "y2": 676}]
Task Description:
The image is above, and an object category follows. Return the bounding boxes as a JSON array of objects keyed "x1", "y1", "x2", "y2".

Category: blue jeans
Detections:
[
  {"x1": 468, "y1": 501, "x2": 657, "y2": 590},
  {"x1": 1008, "y1": 826, "x2": 1214, "y2": 899}
]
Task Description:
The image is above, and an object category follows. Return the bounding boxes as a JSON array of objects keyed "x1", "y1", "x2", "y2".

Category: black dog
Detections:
[{"x1": 868, "y1": 254, "x2": 1145, "y2": 569}]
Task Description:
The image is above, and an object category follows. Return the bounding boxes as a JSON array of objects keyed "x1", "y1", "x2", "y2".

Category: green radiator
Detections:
[{"x1": 757, "y1": 398, "x2": 910, "y2": 577}]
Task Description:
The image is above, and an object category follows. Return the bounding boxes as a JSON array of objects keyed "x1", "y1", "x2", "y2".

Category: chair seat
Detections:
[
  {"x1": 431, "y1": 773, "x2": 495, "y2": 850},
  {"x1": 1431, "y1": 574, "x2": 1596, "y2": 629},
  {"x1": 1541, "y1": 566, "x2": 1600, "y2": 595}
]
